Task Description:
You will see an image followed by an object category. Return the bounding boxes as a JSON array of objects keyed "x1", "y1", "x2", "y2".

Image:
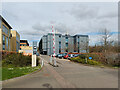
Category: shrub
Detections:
[
  {"x1": 77, "y1": 59, "x2": 86, "y2": 64},
  {"x1": 87, "y1": 60, "x2": 100, "y2": 65},
  {"x1": 70, "y1": 57, "x2": 80, "y2": 62},
  {"x1": 36, "y1": 57, "x2": 40, "y2": 66},
  {"x1": 2, "y1": 53, "x2": 31, "y2": 67},
  {"x1": 79, "y1": 54, "x2": 86, "y2": 59},
  {"x1": 70, "y1": 56, "x2": 100, "y2": 65}
]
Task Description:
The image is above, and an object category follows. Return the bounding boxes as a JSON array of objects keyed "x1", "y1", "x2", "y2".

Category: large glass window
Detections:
[
  {"x1": 2, "y1": 35, "x2": 5, "y2": 50},
  {"x1": 9, "y1": 38, "x2": 10, "y2": 51},
  {"x1": 59, "y1": 35, "x2": 61, "y2": 42},
  {"x1": 66, "y1": 43, "x2": 68, "y2": 47},
  {"x1": 65, "y1": 37, "x2": 68, "y2": 42},
  {"x1": 59, "y1": 42, "x2": 61, "y2": 49},
  {"x1": 6, "y1": 37, "x2": 8, "y2": 50},
  {"x1": 9, "y1": 30, "x2": 11, "y2": 38},
  {"x1": 0, "y1": 20, "x2": 1, "y2": 28},
  {"x1": 3, "y1": 25, "x2": 8, "y2": 34},
  {"x1": 16, "y1": 41, "x2": 19, "y2": 52},
  {"x1": 16, "y1": 34, "x2": 20, "y2": 41}
]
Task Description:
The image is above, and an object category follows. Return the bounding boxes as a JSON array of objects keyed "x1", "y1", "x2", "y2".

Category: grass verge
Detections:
[{"x1": 2, "y1": 65, "x2": 41, "y2": 81}]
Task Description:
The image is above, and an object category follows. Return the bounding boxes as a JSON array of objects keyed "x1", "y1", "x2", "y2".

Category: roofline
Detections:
[
  {"x1": 20, "y1": 40, "x2": 29, "y2": 46},
  {"x1": 74, "y1": 34, "x2": 89, "y2": 37},
  {"x1": 48, "y1": 33, "x2": 62, "y2": 35},
  {"x1": 0, "y1": 15, "x2": 12, "y2": 29}
]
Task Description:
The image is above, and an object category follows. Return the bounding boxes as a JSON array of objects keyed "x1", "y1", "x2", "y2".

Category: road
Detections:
[{"x1": 3, "y1": 55, "x2": 118, "y2": 88}]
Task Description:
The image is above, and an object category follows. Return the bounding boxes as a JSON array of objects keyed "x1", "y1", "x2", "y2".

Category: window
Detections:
[
  {"x1": 59, "y1": 36, "x2": 61, "y2": 42},
  {"x1": 2, "y1": 35, "x2": 5, "y2": 50},
  {"x1": 0, "y1": 20, "x2": 1, "y2": 28},
  {"x1": 16, "y1": 34, "x2": 20, "y2": 41},
  {"x1": 3, "y1": 25, "x2": 8, "y2": 34},
  {"x1": 66, "y1": 43, "x2": 68, "y2": 47},
  {"x1": 65, "y1": 37, "x2": 68, "y2": 39},
  {"x1": 9, "y1": 38, "x2": 10, "y2": 51},
  {"x1": 6, "y1": 37, "x2": 8, "y2": 50},
  {"x1": 65, "y1": 37, "x2": 68, "y2": 42},
  {"x1": 16, "y1": 41, "x2": 19, "y2": 52},
  {"x1": 59, "y1": 42, "x2": 61, "y2": 49}
]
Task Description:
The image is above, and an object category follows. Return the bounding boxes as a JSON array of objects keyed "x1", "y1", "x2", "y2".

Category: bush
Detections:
[
  {"x1": 78, "y1": 59, "x2": 86, "y2": 64},
  {"x1": 87, "y1": 60, "x2": 100, "y2": 65},
  {"x1": 2, "y1": 53, "x2": 31, "y2": 67},
  {"x1": 70, "y1": 53, "x2": 120, "y2": 67},
  {"x1": 70, "y1": 56, "x2": 100, "y2": 65},
  {"x1": 70, "y1": 57, "x2": 80, "y2": 62},
  {"x1": 36, "y1": 57, "x2": 40, "y2": 66},
  {"x1": 79, "y1": 54, "x2": 86, "y2": 59}
]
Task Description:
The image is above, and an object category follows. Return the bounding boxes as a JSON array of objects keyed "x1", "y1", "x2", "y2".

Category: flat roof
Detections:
[
  {"x1": 0, "y1": 15, "x2": 12, "y2": 29},
  {"x1": 74, "y1": 34, "x2": 88, "y2": 37},
  {"x1": 20, "y1": 40, "x2": 29, "y2": 46}
]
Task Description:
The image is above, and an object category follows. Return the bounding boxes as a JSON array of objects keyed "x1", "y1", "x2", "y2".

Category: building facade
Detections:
[
  {"x1": 0, "y1": 15, "x2": 12, "y2": 51},
  {"x1": 39, "y1": 33, "x2": 89, "y2": 55},
  {"x1": 19, "y1": 40, "x2": 32, "y2": 55},
  {"x1": 19, "y1": 46, "x2": 33, "y2": 56},
  {"x1": 20, "y1": 40, "x2": 29, "y2": 48},
  {"x1": 10, "y1": 30, "x2": 20, "y2": 52}
]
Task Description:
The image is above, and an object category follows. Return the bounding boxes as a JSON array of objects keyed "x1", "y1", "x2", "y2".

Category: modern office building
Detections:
[
  {"x1": 10, "y1": 30, "x2": 20, "y2": 52},
  {"x1": 39, "y1": 33, "x2": 89, "y2": 55},
  {"x1": 0, "y1": 15, "x2": 12, "y2": 51}
]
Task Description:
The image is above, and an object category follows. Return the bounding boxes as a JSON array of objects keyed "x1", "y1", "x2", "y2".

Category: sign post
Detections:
[{"x1": 32, "y1": 41, "x2": 37, "y2": 67}]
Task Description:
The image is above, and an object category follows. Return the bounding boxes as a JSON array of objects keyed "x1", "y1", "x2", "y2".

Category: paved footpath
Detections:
[{"x1": 3, "y1": 55, "x2": 118, "y2": 88}]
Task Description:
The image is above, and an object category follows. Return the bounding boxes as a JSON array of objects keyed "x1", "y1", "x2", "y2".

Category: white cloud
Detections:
[{"x1": 2, "y1": 2, "x2": 118, "y2": 46}]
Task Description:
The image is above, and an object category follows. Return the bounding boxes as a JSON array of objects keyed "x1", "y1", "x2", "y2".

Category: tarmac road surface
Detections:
[{"x1": 2, "y1": 55, "x2": 118, "y2": 88}]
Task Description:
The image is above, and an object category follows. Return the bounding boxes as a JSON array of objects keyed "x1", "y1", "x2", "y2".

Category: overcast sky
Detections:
[{"x1": 1, "y1": 2, "x2": 118, "y2": 46}]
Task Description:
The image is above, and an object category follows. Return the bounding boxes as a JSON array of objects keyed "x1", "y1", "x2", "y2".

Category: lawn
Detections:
[{"x1": 2, "y1": 66, "x2": 41, "y2": 81}]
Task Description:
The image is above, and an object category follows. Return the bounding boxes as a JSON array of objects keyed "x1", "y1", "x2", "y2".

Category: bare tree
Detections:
[{"x1": 100, "y1": 28, "x2": 113, "y2": 52}]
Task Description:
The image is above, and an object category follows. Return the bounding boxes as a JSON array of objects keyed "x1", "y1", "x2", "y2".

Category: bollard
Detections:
[
  {"x1": 41, "y1": 60, "x2": 44, "y2": 67},
  {"x1": 50, "y1": 55, "x2": 52, "y2": 64},
  {"x1": 54, "y1": 57, "x2": 56, "y2": 66},
  {"x1": 85, "y1": 58, "x2": 87, "y2": 64}
]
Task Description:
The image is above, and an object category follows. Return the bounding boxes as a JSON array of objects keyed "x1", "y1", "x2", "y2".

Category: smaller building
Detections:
[
  {"x1": 19, "y1": 46, "x2": 32, "y2": 56},
  {"x1": 19, "y1": 40, "x2": 32, "y2": 55},
  {"x1": 20, "y1": 40, "x2": 29, "y2": 49},
  {"x1": 11, "y1": 30, "x2": 20, "y2": 52}
]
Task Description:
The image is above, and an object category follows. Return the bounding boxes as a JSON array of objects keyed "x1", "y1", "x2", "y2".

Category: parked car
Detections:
[
  {"x1": 74, "y1": 54, "x2": 80, "y2": 57},
  {"x1": 64, "y1": 54, "x2": 71, "y2": 59},
  {"x1": 51, "y1": 54, "x2": 57, "y2": 57},
  {"x1": 57, "y1": 54, "x2": 63, "y2": 58},
  {"x1": 62, "y1": 53, "x2": 67, "y2": 58},
  {"x1": 68, "y1": 54, "x2": 75, "y2": 60}
]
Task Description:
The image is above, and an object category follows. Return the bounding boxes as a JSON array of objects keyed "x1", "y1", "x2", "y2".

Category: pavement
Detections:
[{"x1": 2, "y1": 55, "x2": 118, "y2": 88}]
